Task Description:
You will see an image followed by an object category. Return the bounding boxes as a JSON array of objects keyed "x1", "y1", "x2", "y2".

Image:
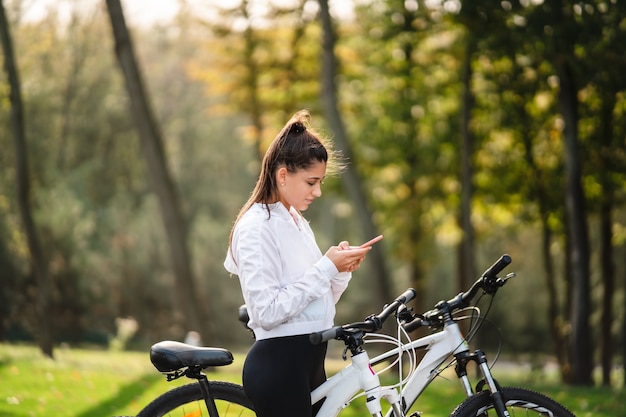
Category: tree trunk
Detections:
[
  {"x1": 598, "y1": 90, "x2": 616, "y2": 387},
  {"x1": 519, "y1": 102, "x2": 570, "y2": 381},
  {"x1": 105, "y1": 0, "x2": 207, "y2": 339},
  {"x1": 623, "y1": 246, "x2": 626, "y2": 387},
  {"x1": 599, "y1": 196, "x2": 614, "y2": 386},
  {"x1": 557, "y1": 58, "x2": 592, "y2": 386},
  {"x1": 0, "y1": 0, "x2": 54, "y2": 358},
  {"x1": 318, "y1": 0, "x2": 392, "y2": 306},
  {"x1": 458, "y1": 33, "x2": 476, "y2": 293},
  {"x1": 239, "y1": 0, "x2": 264, "y2": 162}
]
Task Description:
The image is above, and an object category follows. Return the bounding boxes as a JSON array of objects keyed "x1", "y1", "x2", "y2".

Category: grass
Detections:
[{"x1": 0, "y1": 343, "x2": 623, "y2": 416}]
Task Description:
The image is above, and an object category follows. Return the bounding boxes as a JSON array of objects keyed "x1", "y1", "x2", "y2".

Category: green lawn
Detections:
[{"x1": 0, "y1": 343, "x2": 622, "y2": 416}]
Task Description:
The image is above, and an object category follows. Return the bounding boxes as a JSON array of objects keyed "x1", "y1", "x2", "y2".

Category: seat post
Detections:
[
  {"x1": 185, "y1": 367, "x2": 220, "y2": 417},
  {"x1": 197, "y1": 375, "x2": 220, "y2": 417}
]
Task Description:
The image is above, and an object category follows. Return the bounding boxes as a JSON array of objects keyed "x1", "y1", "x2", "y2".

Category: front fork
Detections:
[{"x1": 455, "y1": 350, "x2": 511, "y2": 417}]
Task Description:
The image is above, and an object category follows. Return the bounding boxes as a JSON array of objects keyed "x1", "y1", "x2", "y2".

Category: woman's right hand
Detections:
[{"x1": 325, "y1": 242, "x2": 371, "y2": 273}]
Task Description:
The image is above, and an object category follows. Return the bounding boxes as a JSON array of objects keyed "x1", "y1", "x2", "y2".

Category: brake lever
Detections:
[
  {"x1": 495, "y1": 272, "x2": 516, "y2": 287},
  {"x1": 503, "y1": 272, "x2": 516, "y2": 281}
]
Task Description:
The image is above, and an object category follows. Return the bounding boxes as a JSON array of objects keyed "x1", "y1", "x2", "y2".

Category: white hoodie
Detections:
[{"x1": 224, "y1": 202, "x2": 351, "y2": 340}]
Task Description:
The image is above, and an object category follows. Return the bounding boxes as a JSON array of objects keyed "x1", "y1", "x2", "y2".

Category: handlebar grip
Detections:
[
  {"x1": 481, "y1": 254, "x2": 512, "y2": 278},
  {"x1": 309, "y1": 327, "x2": 340, "y2": 345},
  {"x1": 395, "y1": 288, "x2": 416, "y2": 304}
]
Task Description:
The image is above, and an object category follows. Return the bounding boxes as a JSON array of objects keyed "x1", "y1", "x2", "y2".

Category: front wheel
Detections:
[
  {"x1": 136, "y1": 380, "x2": 255, "y2": 417},
  {"x1": 450, "y1": 387, "x2": 575, "y2": 417}
]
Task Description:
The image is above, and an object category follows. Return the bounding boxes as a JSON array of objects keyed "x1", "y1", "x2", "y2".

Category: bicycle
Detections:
[{"x1": 131, "y1": 254, "x2": 576, "y2": 417}]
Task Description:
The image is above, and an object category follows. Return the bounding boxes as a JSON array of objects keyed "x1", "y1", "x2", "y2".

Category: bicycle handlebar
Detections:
[
  {"x1": 310, "y1": 288, "x2": 416, "y2": 345},
  {"x1": 404, "y1": 254, "x2": 513, "y2": 332},
  {"x1": 459, "y1": 253, "x2": 512, "y2": 305},
  {"x1": 310, "y1": 254, "x2": 513, "y2": 343}
]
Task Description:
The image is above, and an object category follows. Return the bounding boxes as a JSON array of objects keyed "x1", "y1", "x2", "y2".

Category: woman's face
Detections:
[{"x1": 277, "y1": 161, "x2": 326, "y2": 211}]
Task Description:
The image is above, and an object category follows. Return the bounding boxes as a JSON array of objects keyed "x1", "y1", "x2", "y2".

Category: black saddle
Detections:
[{"x1": 150, "y1": 340, "x2": 233, "y2": 373}]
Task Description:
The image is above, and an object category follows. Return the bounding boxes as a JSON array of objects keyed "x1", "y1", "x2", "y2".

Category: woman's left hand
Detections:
[{"x1": 325, "y1": 241, "x2": 370, "y2": 273}]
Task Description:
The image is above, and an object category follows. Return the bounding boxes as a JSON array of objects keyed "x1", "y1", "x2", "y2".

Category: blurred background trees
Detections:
[{"x1": 1, "y1": 0, "x2": 625, "y2": 388}]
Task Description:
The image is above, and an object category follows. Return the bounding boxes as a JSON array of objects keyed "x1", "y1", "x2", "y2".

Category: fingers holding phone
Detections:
[
  {"x1": 326, "y1": 244, "x2": 369, "y2": 273},
  {"x1": 327, "y1": 235, "x2": 383, "y2": 273}
]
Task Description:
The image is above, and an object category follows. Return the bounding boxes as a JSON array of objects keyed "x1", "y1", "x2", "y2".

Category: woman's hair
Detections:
[{"x1": 228, "y1": 110, "x2": 340, "y2": 250}]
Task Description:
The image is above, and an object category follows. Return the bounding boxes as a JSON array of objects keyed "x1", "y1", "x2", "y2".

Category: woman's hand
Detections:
[{"x1": 325, "y1": 241, "x2": 371, "y2": 273}]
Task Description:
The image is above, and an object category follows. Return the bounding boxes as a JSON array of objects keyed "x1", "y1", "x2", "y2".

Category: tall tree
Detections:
[
  {"x1": 552, "y1": 5, "x2": 592, "y2": 386},
  {"x1": 456, "y1": 31, "x2": 477, "y2": 294},
  {"x1": 584, "y1": 71, "x2": 621, "y2": 387},
  {"x1": 471, "y1": 2, "x2": 573, "y2": 379},
  {"x1": 318, "y1": 0, "x2": 393, "y2": 307},
  {"x1": 105, "y1": 0, "x2": 207, "y2": 338},
  {"x1": 346, "y1": 1, "x2": 464, "y2": 315},
  {"x1": 0, "y1": 0, "x2": 53, "y2": 357},
  {"x1": 585, "y1": 2, "x2": 626, "y2": 386},
  {"x1": 206, "y1": 1, "x2": 321, "y2": 158},
  {"x1": 221, "y1": 0, "x2": 265, "y2": 161},
  {"x1": 515, "y1": 0, "x2": 595, "y2": 385}
]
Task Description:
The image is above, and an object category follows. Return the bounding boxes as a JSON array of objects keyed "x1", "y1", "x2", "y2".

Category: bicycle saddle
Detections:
[{"x1": 150, "y1": 340, "x2": 234, "y2": 373}]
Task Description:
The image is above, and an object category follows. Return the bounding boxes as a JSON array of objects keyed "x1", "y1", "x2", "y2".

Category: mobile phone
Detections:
[{"x1": 359, "y1": 234, "x2": 383, "y2": 248}]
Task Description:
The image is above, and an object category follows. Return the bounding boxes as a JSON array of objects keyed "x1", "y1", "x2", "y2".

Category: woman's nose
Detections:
[{"x1": 313, "y1": 183, "x2": 322, "y2": 197}]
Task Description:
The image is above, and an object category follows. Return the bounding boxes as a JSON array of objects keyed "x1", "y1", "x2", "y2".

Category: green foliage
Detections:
[{"x1": 343, "y1": 2, "x2": 463, "y2": 281}]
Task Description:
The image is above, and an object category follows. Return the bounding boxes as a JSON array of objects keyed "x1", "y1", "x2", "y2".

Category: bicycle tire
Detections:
[
  {"x1": 449, "y1": 387, "x2": 575, "y2": 417},
  {"x1": 136, "y1": 380, "x2": 255, "y2": 417}
]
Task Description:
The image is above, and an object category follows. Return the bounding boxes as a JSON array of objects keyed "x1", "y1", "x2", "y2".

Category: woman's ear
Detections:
[{"x1": 276, "y1": 167, "x2": 288, "y2": 186}]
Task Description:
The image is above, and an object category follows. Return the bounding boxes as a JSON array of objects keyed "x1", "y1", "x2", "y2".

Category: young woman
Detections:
[{"x1": 224, "y1": 110, "x2": 373, "y2": 417}]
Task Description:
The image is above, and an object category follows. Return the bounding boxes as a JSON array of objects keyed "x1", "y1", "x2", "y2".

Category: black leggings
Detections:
[{"x1": 242, "y1": 334, "x2": 327, "y2": 417}]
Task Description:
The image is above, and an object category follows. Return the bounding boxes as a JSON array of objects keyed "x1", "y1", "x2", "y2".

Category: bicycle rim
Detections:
[
  {"x1": 450, "y1": 387, "x2": 576, "y2": 417},
  {"x1": 136, "y1": 381, "x2": 255, "y2": 417}
]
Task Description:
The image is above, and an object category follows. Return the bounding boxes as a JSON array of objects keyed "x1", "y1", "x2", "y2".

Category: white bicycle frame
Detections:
[{"x1": 311, "y1": 319, "x2": 472, "y2": 417}]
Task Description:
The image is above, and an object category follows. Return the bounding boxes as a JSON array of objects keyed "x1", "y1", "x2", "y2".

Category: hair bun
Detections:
[{"x1": 289, "y1": 121, "x2": 306, "y2": 135}]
